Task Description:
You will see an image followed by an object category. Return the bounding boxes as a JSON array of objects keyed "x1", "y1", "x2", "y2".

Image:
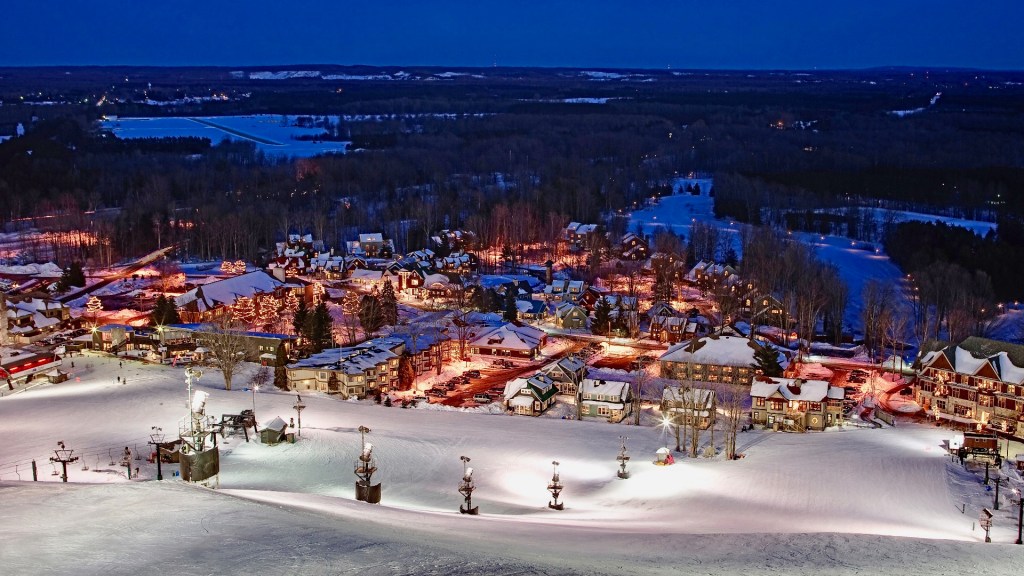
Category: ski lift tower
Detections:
[
  {"x1": 354, "y1": 425, "x2": 381, "y2": 504},
  {"x1": 458, "y1": 455, "x2": 478, "y2": 515},
  {"x1": 547, "y1": 460, "x2": 564, "y2": 510},
  {"x1": 149, "y1": 426, "x2": 165, "y2": 480},
  {"x1": 49, "y1": 441, "x2": 78, "y2": 483}
]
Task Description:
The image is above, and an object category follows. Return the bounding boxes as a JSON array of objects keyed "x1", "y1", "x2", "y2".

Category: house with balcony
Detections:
[
  {"x1": 287, "y1": 337, "x2": 404, "y2": 398},
  {"x1": 915, "y1": 337, "x2": 1024, "y2": 433},
  {"x1": 750, "y1": 377, "x2": 845, "y2": 431}
]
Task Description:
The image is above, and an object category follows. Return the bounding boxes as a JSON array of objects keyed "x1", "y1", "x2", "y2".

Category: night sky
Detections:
[{"x1": 3, "y1": 1, "x2": 1022, "y2": 69}]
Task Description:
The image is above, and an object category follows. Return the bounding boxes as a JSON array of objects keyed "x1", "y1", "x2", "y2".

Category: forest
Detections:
[{"x1": 1, "y1": 65, "x2": 1022, "y2": 299}]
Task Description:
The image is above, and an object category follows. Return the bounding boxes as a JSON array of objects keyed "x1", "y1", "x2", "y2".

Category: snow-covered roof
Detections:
[
  {"x1": 662, "y1": 385, "x2": 715, "y2": 407},
  {"x1": 580, "y1": 378, "x2": 630, "y2": 401},
  {"x1": 175, "y1": 271, "x2": 283, "y2": 311},
  {"x1": 349, "y1": 269, "x2": 384, "y2": 282},
  {"x1": 359, "y1": 233, "x2": 384, "y2": 243},
  {"x1": 660, "y1": 335, "x2": 765, "y2": 367},
  {"x1": 293, "y1": 337, "x2": 404, "y2": 373},
  {"x1": 471, "y1": 323, "x2": 544, "y2": 351},
  {"x1": 750, "y1": 378, "x2": 842, "y2": 402},
  {"x1": 262, "y1": 416, "x2": 288, "y2": 432},
  {"x1": 508, "y1": 395, "x2": 535, "y2": 407}
]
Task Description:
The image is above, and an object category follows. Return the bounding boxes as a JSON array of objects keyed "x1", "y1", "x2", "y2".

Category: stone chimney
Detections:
[{"x1": 545, "y1": 260, "x2": 554, "y2": 286}]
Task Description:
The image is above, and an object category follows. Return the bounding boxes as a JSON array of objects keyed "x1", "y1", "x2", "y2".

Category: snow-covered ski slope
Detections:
[{"x1": 0, "y1": 355, "x2": 1019, "y2": 575}]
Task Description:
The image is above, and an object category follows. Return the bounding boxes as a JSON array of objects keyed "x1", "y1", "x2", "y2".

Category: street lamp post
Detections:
[
  {"x1": 1015, "y1": 489, "x2": 1024, "y2": 545},
  {"x1": 458, "y1": 455, "x2": 478, "y2": 515},
  {"x1": 149, "y1": 426, "x2": 165, "y2": 481},
  {"x1": 251, "y1": 384, "x2": 259, "y2": 428},
  {"x1": 994, "y1": 476, "x2": 1002, "y2": 511},
  {"x1": 547, "y1": 460, "x2": 564, "y2": 510},
  {"x1": 293, "y1": 394, "x2": 306, "y2": 437},
  {"x1": 616, "y1": 435, "x2": 630, "y2": 479}
]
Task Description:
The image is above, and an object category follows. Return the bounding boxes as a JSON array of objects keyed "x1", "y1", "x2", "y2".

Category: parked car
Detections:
[
  {"x1": 473, "y1": 393, "x2": 493, "y2": 404},
  {"x1": 413, "y1": 395, "x2": 429, "y2": 404},
  {"x1": 444, "y1": 382, "x2": 457, "y2": 391},
  {"x1": 465, "y1": 370, "x2": 481, "y2": 379}
]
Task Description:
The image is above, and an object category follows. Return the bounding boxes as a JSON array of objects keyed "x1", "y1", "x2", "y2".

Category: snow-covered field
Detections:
[
  {"x1": 100, "y1": 115, "x2": 350, "y2": 158},
  {"x1": 1, "y1": 355, "x2": 1021, "y2": 575},
  {"x1": 630, "y1": 189, "x2": 1004, "y2": 335}
]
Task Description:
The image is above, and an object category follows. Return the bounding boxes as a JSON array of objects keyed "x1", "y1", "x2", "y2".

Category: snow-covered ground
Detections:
[
  {"x1": 2, "y1": 355, "x2": 1022, "y2": 574},
  {"x1": 100, "y1": 115, "x2": 350, "y2": 158},
  {"x1": 629, "y1": 191, "x2": 1007, "y2": 336}
]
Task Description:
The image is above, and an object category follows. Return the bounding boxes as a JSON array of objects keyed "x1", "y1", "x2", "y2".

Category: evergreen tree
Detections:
[
  {"x1": 309, "y1": 301, "x2": 333, "y2": 352},
  {"x1": 503, "y1": 288, "x2": 518, "y2": 322},
  {"x1": 398, "y1": 354, "x2": 416, "y2": 391},
  {"x1": 293, "y1": 299, "x2": 309, "y2": 342},
  {"x1": 233, "y1": 296, "x2": 256, "y2": 326},
  {"x1": 592, "y1": 297, "x2": 612, "y2": 336},
  {"x1": 752, "y1": 344, "x2": 783, "y2": 377},
  {"x1": 150, "y1": 294, "x2": 181, "y2": 326},
  {"x1": 255, "y1": 295, "x2": 279, "y2": 331},
  {"x1": 274, "y1": 346, "x2": 288, "y2": 389},
  {"x1": 612, "y1": 301, "x2": 627, "y2": 335},
  {"x1": 58, "y1": 262, "x2": 86, "y2": 291},
  {"x1": 380, "y1": 279, "x2": 399, "y2": 326}
]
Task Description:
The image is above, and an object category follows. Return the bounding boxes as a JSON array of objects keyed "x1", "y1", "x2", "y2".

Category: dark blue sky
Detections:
[{"x1": 3, "y1": 1, "x2": 1022, "y2": 69}]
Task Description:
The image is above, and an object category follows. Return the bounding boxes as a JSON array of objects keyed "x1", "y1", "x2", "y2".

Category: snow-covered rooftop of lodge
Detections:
[
  {"x1": 659, "y1": 334, "x2": 763, "y2": 366},
  {"x1": 175, "y1": 270, "x2": 283, "y2": 310},
  {"x1": 471, "y1": 323, "x2": 544, "y2": 351},
  {"x1": 293, "y1": 338, "x2": 403, "y2": 373},
  {"x1": 750, "y1": 377, "x2": 843, "y2": 402}
]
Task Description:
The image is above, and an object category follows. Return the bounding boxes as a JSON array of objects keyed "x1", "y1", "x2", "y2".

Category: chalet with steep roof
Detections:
[
  {"x1": 618, "y1": 232, "x2": 649, "y2": 261},
  {"x1": 503, "y1": 372, "x2": 559, "y2": 416},
  {"x1": 554, "y1": 302, "x2": 589, "y2": 330},
  {"x1": 915, "y1": 337, "x2": 1024, "y2": 433},
  {"x1": 542, "y1": 355, "x2": 588, "y2": 395}
]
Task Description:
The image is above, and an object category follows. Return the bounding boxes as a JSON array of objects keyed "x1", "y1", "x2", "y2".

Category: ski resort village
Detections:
[{"x1": 3, "y1": 180, "x2": 1024, "y2": 575}]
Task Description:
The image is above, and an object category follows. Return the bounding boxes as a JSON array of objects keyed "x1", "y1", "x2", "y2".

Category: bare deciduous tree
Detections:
[{"x1": 201, "y1": 317, "x2": 254, "y2": 391}]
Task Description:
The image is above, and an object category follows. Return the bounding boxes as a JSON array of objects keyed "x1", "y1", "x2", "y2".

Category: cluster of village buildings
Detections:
[{"x1": 4, "y1": 224, "x2": 1024, "y2": 439}]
